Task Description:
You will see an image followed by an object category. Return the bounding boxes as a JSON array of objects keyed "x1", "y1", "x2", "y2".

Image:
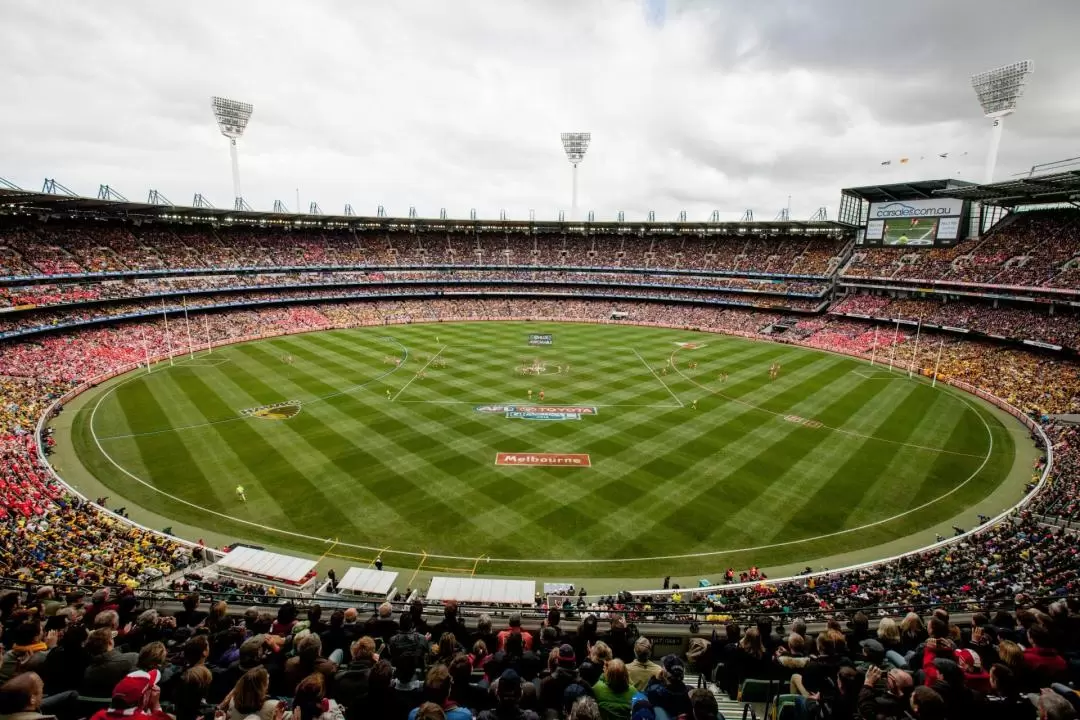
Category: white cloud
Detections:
[{"x1": 1, "y1": 0, "x2": 1076, "y2": 222}]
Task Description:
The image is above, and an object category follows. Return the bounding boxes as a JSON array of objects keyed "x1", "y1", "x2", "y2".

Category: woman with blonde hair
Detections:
[
  {"x1": 578, "y1": 641, "x2": 611, "y2": 686},
  {"x1": 996, "y1": 639, "x2": 1025, "y2": 676},
  {"x1": 899, "y1": 613, "x2": 927, "y2": 654},
  {"x1": 205, "y1": 601, "x2": 231, "y2": 634},
  {"x1": 592, "y1": 658, "x2": 634, "y2": 720},
  {"x1": 877, "y1": 617, "x2": 907, "y2": 668}
]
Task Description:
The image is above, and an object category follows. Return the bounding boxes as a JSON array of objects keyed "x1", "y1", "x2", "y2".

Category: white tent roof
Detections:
[
  {"x1": 427, "y1": 577, "x2": 535, "y2": 605},
  {"x1": 336, "y1": 567, "x2": 398, "y2": 596},
  {"x1": 217, "y1": 546, "x2": 317, "y2": 584}
]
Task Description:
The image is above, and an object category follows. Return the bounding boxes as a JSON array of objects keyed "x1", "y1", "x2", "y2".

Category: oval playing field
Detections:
[{"x1": 62, "y1": 321, "x2": 1025, "y2": 581}]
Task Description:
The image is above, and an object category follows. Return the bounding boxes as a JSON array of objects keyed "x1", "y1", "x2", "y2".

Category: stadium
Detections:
[{"x1": 2, "y1": 4, "x2": 1080, "y2": 719}]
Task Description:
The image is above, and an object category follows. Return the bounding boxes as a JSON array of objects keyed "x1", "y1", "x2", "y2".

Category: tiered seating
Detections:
[
  {"x1": 0, "y1": 219, "x2": 846, "y2": 276},
  {"x1": 841, "y1": 210, "x2": 1080, "y2": 288},
  {"x1": 831, "y1": 295, "x2": 1080, "y2": 350}
]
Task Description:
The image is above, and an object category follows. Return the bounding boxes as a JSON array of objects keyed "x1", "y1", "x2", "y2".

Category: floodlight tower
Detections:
[
  {"x1": 560, "y1": 132, "x2": 591, "y2": 220},
  {"x1": 210, "y1": 96, "x2": 255, "y2": 210},
  {"x1": 970, "y1": 61, "x2": 1032, "y2": 183}
]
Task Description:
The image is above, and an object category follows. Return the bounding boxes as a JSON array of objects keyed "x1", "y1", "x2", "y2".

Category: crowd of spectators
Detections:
[
  {"x1": 0, "y1": 375, "x2": 189, "y2": 588},
  {"x1": 0, "y1": 587, "x2": 1077, "y2": 719},
  {"x1": 0, "y1": 289, "x2": 1078, "y2": 714},
  {"x1": 703, "y1": 604, "x2": 1080, "y2": 718},
  {"x1": 0, "y1": 272, "x2": 828, "y2": 311},
  {"x1": 0, "y1": 219, "x2": 848, "y2": 278},
  {"x1": 1030, "y1": 420, "x2": 1079, "y2": 522},
  {"x1": 830, "y1": 295, "x2": 1080, "y2": 350},
  {"x1": 2, "y1": 206, "x2": 1080, "y2": 718},
  {"x1": 841, "y1": 209, "x2": 1080, "y2": 289},
  {"x1": 0, "y1": 287, "x2": 822, "y2": 339}
]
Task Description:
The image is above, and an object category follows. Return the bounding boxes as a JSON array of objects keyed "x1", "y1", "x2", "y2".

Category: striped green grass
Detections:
[{"x1": 69, "y1": 322, "x2": 1015, "y2": 578}]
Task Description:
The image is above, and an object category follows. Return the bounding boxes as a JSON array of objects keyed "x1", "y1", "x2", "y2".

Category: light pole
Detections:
[
  {"x1": 210, "y1": 96, "x2": 255, "y2": 211},
  {"x1": 560, "y1": 132, "x2": 591, "y2": 220},
  {"x1": 970, "y1": 61, "x2": 1032, "y2": 184}
]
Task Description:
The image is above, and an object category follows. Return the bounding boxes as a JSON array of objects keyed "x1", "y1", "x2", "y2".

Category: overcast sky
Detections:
[{"x1": 2, "y1": 0, "x2": 1077, "y2": 222}]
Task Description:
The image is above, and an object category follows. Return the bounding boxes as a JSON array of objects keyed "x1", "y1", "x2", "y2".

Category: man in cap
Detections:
[
  {"x1": 953, "y1": 649, "x2": 990, "y2": 693},
  {"x1": 539, "y1": 645, "x2": 582, "y2": 714},
  {"x1": 856, "y1": 639, "x2": 899, "y2": 676},
  {"x1": 631, "y1": 692, "x2": 656, "y2": 720},
  {"x1": 477, "y1": 669, "x2": 540, "y2": 720},
  {"x1": 627, "y1": 637, "x2": 661, "y2": 691}
]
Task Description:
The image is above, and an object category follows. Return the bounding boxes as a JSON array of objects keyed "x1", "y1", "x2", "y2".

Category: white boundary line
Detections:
[
  {"x1": 75, "y1": 325, "x2": 1013, "y2": 565},
  {"x1": 633, "y1": 348, "x2": 684, "y2": 407},
  {"x1": 30, "y1": 319, "x2": 1053, "y2": 601},
  {"x1": 175, "y1": 356, "x2": 231, "y2": 367},
  {"x1": 391, "y1": 345, "x2": 446, "y2": 401},
  {"x1": 850, "y1": 369, "x2": 901, "y2": 380}
]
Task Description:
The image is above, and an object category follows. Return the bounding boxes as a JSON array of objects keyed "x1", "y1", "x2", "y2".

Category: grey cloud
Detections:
[{"x1": 0, "y1": 0, "x2": 1075, "y2": 222}]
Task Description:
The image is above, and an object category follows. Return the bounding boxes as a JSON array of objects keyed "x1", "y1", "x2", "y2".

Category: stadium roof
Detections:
[
  {"x1": 335, "y1": 567, "x2": 398, "y2": 596},
  {"x1": 934, "y1": 170, "x2": 1080, "y2": 207},
  {"x1": 0, "y1": 186, "x2": 844, "y2": 234},
  {"x1": 215, "y1": 546, "x2": 317, "y2": 584},
  {"x1": 841, "y1": 179, "x2": 977, "y2": 204}
]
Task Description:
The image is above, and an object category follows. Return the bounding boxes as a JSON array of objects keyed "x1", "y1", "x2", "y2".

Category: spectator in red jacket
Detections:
[
  {"x1": 920, "y1": 638, "x2": 956, "y2": 687},
  {"x1": 953, "y1": 649, "x2": 991, "y2": 694},
  {"x1": 1023, "y1": 625, "x2": 1067, "y2": 688},
  {"x1": 497, "y1": 614, "x2": 533, "y2": 652}
]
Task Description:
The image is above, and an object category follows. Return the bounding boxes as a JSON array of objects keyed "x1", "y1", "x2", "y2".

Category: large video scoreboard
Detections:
[{"x1": 861, "y1": 198, "x2": 968, "y2": 248}]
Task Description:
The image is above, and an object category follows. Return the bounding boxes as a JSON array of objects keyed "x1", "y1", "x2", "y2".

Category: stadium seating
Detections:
[
  {"x1": 1, "y1": 210, "x2": 1079, "y2": 720},
  {"x1": 830, "y1": 295, "x2": 1080, "y2": 350},
  {"x1": 0, "y1": 218, "x2": 849, "y2": 276},
  {"x1": 841, "y1": 208, "x2": 1080, "y2": 287}
]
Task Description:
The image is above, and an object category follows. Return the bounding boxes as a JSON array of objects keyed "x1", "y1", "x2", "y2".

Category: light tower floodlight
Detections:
[
  {"x1": 970, "y1": 60, "x2": 1032, "y2": 183},
  {"x1": 210, "y1": 96, "x2": 255, "y2": 211},
  {"x1": 560, "y1": 132, "x2": 591, "y2": 220}
]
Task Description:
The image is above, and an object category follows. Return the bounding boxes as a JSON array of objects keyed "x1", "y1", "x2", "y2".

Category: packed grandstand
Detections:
[{"x1": 1, "y1": 179, "x2": 1080, "y2": 719}]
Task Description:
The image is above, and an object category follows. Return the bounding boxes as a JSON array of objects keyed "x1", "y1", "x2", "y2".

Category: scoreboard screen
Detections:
[{"x1": 861, "y1": 198, "x2": 967, "y2": 248}]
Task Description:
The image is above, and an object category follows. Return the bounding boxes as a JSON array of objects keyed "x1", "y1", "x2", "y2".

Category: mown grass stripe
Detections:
[
  {"x1": 170, "y1": 361, "x2": 358, "y2": 533},
  {"x1": 786, "y1": 382, "x2": 933, "y2": 537},
  {"x1": 67, "y1": 321, "x2": 1019, "y2": 577}
]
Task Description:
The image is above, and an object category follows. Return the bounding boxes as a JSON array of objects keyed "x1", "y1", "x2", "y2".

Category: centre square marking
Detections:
[{"x1": 495, "y1": 452, "x2": 592, "y2": 467}]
